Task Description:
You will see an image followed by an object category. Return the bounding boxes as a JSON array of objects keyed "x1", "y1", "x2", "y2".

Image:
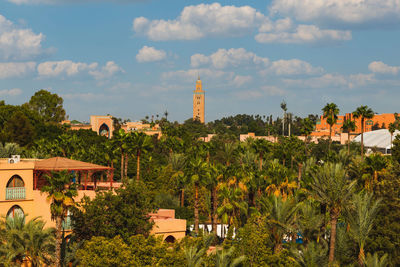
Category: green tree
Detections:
[
  {"x1": 388, "y1": 122, "x2": 396, "y2": 151},
  {"x1": 258, "y1": 195, "x2": 298, "y2": 253},
  {"x1": 342, "y1": 119, "x2": 356, "y2": 155},
  {"x1": 130, "y1": 132, "x2": 154, "y2": 181},
  {"x1": 27, "y1": 89, "x2": 66, "y2": 123},
  {"x1": 353, "y1": 105, "x2": 374, "y2": 159},
  {"x1": 72, "y1": 181, "x2": 154, "y2": 242},
  {"x1": 291, "y1": 242, "x2": 328, "y2": 267},
  {"x1": 309, "y1": 163, "x2": 356, "y2": 263},
  {"x1": 364, "y1": 252, "x2": 389, "y2": 267},
  {"x1": 0, "y1": 216, "x2": 55, "y2": 266},
  {"x1": 347, "y1": 192, "x2": 381, "y2": 264},
  {"x1": 41, "y1": 170, "x2": 78, "y2": 267},
  {"x1": 322, "y1": 103, "x2": 339, "y2": 153},
  {"x1": 3, "y1": 111, "x2": 35, "y2": 147},
  {"x1": 76, "y1": 236, "x2": 134, "y2": 267},
  {"x1": 214, "y1": 246, "x2": 246, "y2": 267},
  {"x1": 187, "y1": 157, "x2": 209, "y2": 234}
]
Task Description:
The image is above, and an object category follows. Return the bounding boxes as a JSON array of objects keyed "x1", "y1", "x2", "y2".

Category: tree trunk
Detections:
[
  {"x1": 358, "y1": 244, "x2": 365, "y2": 266},
  {"x1": 361, "y1": 118, "x2": 364, "y2": 159},
  {"x1": 180, "y1": 189, "x2": 185, "y2": 207},
  {"x1": 297, "y1": 163, "x2": 302, "y2": 188},
  {"x1": 328, "y1": 125, "x2": 332, "y2": 153},
  {"x1": 329, "y1": 212, "x2": 339, "y2": 263},
  {"x1": 194, "y1": 184, "x2": 199, "y2": 234},
  {"x1": 124, "y1": 153, "x2": 128, "y2": 179},
  {"x1": 348, "y1": 133, "x2": 350, "y2": 155},
  {"x1": 120, "y1": 152, "x2": 124, "y2": 182},
  {"x1": 259, "y1": 154, "x2": 263, "y2": 171},
  {"x1": 136, "y1": 150, "x2": 141, "y2": 181},
  {"x1": 211, "y1": 187, "x2": 218, "y2": 235},
  {"x1": 55, "y1": 216, "x2": 63, "y2": 267}
]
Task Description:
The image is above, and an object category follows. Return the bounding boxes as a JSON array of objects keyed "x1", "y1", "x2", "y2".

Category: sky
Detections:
[{"x1": 1, "y1": 0, "x2": 400, "y2": 122}]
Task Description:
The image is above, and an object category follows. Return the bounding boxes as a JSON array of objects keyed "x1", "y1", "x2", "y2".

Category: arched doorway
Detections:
[
  {"x1": 165, "y1": 235, "x2": 176, "y2": 243},
  {"x1": 7, "y1": 205, "x2": 24, "y2": 220},
  {"x1": 99, "y1": 123, "x2": 110, "y2": 138},
  {"x1": 6, "y1": 175, "x2": 25, "y2": 200}
]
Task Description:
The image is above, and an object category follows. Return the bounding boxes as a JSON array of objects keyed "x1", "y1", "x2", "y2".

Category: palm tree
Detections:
[
  {"x1": 309, "y1": 163, "x2": 356, "y2": 263},
  {"x1": 341, "y1": 119, "x2": 356, "y2": 155},
  {"x1": 251, "y1": 139, "x2": 271, "y2": 170},
  {"x1": 188, "y1": 157, "x2": 209, "y2": 234},
  {"x1": 217, "y1": 181, "x2": 248, "y2": 239},
  {"x1": 346, "y1": 192, "x2": 381, "y2": 265},
  {"x1": 388, "y1": 122, "x2": 396, "y2": 151},
  {"x1": 322, "y1": 103, "x2": 339, "y2": 153},
  {"x1": 130, "y1": 132, "x2": 153, "y2": 181},
  {"x1": 281, "y1": 101, "x2": 287, "y2": 136},
  {"x1": 184, "y1": 234, "x2": 213, "y2": 267},
  {"x1": 353, "y1": 105, "x2": 374, "y2": 159},
  {"x1": 0, "y1": 216, "x2": 55, "y2": 266},
  {"x1": 41, "y1": 170, "x2": 78, "y2": 267},
  {"x1": 214, "y1": 246, "x2": 246, "y2": 267},
  {"x1": 258, "y1": 195, "x2": 298, "y2": 253},
  {"x1": 363, "y1": 252, "x2": 389, "y2": 267},
  {"x1": 111, "y1": 129, "x2": 128, "y2": 182},
  {"x1": 291, "y1": 241, "x2": 328, "y2": 267},
  {"x1": 164, "y1": 110, "x2": 169, "y2": 120}
]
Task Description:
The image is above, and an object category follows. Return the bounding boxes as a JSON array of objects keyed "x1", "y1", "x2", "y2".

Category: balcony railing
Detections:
[
  {"x1": 6, "y1": 187, "x2": 26, "y2": 200},
  {"x1": 62, "y1": 216, "x2": 72, "y2": 230}
]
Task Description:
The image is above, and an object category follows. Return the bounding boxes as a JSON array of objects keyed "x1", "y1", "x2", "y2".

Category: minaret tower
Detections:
[{"x1": 193, "y1": 75, "x2": 205, "y2": 123}]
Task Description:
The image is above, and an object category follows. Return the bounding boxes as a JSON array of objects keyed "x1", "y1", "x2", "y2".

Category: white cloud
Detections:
[
  {"x1": 264, "y1": 59, "x2": 324, "y2": 76},
  {"x1": 133, "y1": 3, "x2": 265, "y2": 41},
  {"x1": 161, "y1": 68, "x2": 234, "y2": 83},
  {"x1": 368, "y1": 61, "x2": 400, "y2": 75},
  {"x1": 136, "y1": 46, "x2": 166, "y2": 63},
  {"x1": 0, "y1": 14, "x2": 45, "y2": 60},
  {"x1": 37, "y1": 60, "x2": 98, "y2": 77},
  {"x1": 269, "y1": 0, "x2": 400, "y2": 27},
  {"x1": 89, "y1": 61, "x2": 124, "y2": 79},
  {"x1": 37, "y1": 60, "x2": 123, "y2": 79},
  {"x1": 232, "y1": 75, "x2": 253, "y2": 87},
  {"x1": 234, "y1": 90, "x2": 263, "y2": 100},
  {"x1": 256, "y1": 18, "x2": 351, "y2": 44},
  {"x1": 7, "y1": 0, "x2": 146, "y2": 4},
  {"x1": 0, "y1": 62, "x2": 36, "y2": 79},
  {"x1": 191, "y1": 48, "x2": 269, "y2": 69},
  {"x1": 261, "y1": 85, "x2": 286, "y2": 96},
  {"x1": 283, "y1": 72, "x2": 377, "y2": 89},
  {"x1": 0, "y1": 88, "x2": 22, "y2": 96}
]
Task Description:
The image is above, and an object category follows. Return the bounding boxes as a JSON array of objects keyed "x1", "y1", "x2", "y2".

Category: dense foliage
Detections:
[{"x1": 1, "y1": 91, "x2": 399, "y2": 266}]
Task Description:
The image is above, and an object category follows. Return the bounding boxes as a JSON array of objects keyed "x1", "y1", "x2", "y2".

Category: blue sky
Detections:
[{"x1": 1, "y1": 0, "x2": 400, "y2": 122}]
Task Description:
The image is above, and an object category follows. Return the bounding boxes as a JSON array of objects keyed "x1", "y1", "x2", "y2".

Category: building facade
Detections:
[
  {"x1": 193, "y1": 76, "x2": 205, "y2": 123},
  {"x1": 0, "y1": 157, "x2": 185, "y2": 241},
  {"x1": 313, "y1": 113, "x2": 397, "y2": 137},
  {"x1": 63, "y1": 116, "x2": 161, "y2": 139}
]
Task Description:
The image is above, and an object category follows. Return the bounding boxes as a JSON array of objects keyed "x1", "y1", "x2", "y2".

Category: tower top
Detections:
[{"x1": 195, "y1": 77, "x2": 203, "y2": 92}]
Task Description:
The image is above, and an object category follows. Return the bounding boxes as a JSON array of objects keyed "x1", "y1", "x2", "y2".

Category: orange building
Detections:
[
  {"x1": 313, "y1": 113, "x2": 397, "y2": 137},
  {"x1": 0, "y1": 157, "x2": 185, "y2": 241}
]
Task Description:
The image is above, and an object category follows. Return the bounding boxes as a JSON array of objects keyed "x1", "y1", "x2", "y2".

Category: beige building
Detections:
[
  {"x1": 193, "y1": 76, "x2": 205, "y2": 123},
  {"x1": 63, "y1": 116, "x2": 162, "y2": 139}
]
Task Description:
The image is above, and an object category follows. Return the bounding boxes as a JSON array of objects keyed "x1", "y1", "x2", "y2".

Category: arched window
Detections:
[
  {"x1": 6, "y1": 175, "x2": 24, "y2": 188},
  {"x1": 7, "y1": 205, "x2": 24, "y2": 220},
  {"x1": 164, "y1": 235, "x2": 176, "y2": 243},
  {"x1": 99, "y1": 123, "x2": 110, "y2": 138},
  {"x1": 6, "y1": 175, "x2": 25, "y2": 200}
]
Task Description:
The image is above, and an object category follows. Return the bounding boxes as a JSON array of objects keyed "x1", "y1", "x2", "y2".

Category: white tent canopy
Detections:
[{"x1": 353, "y1": 129, "x2": 400, "y2": 151}]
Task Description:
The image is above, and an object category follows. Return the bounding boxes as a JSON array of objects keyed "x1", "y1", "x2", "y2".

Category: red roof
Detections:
[{"x1": 34, "y1": 157, "x2": 111, "y2": 171}]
